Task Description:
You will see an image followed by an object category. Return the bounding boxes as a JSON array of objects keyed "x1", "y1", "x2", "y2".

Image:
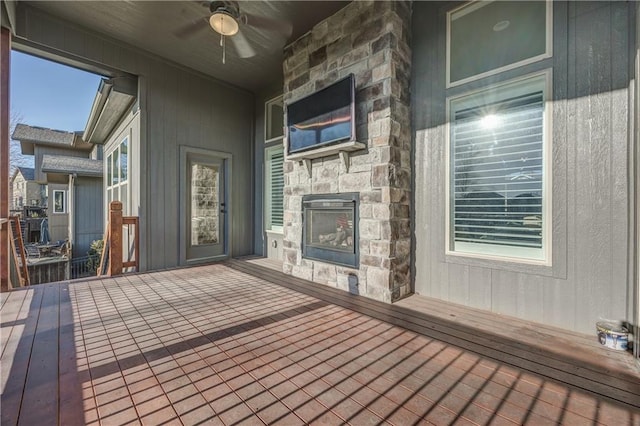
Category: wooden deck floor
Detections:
[{"x1": 1, "y1": 260, "x2": 639, "y2": 425}]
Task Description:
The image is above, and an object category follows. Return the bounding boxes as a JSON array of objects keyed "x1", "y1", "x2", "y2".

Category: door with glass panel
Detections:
[{"x1": 186, "y1": 153, "x2": 226, "y2": 261}]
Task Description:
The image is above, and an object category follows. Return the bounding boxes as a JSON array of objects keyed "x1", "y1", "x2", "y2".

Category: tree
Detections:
[
  {"x1": 86, "y1": 239, "x2": 104, "y2": 274},
  {"x1": 9, "y1": 110, "x2": 33, "y2": 175}
]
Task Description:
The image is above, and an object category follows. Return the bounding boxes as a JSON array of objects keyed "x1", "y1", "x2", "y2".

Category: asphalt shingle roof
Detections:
[
  {"x1": 16, "y1": 167, "x2": 35, "y2": 181},
  {"x1": 41, "y1": 155, "x2": 103, "y2": 177},
  {"x1": 12, "y1": 124, "x2": 77, "y2": 146}
]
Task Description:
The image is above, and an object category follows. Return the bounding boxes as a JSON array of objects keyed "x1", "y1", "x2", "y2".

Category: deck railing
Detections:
[
  {"x1": 99, "y1": 201, "x2": 140, "y2": 276},
  {"x1": 70, "y1": 256, "x2": 94, "y2": 279}
]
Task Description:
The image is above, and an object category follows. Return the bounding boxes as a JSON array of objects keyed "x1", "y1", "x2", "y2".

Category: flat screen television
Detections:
[{"x1": 286, "y1": 74, "x2": 356, "y2": 154}]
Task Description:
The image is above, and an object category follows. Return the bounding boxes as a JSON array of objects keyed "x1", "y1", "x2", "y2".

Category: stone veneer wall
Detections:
[{"x1": 282, "y1": 0, "x2": 412, "y2": 303}]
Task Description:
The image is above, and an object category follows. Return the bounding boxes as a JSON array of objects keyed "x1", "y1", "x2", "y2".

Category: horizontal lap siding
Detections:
[{"x1": 412, "y1": 1, "x2": 634, "y2": 334}]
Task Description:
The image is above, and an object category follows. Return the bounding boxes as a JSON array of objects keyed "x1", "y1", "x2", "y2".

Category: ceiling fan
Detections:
[{"x1": 174, "y1": 1, "x2": 293, "y2": 64}]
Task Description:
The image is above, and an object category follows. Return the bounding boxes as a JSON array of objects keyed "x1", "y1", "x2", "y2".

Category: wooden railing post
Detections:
[
  {"x1": 1, "y1": 28, "x2": 12, "y2": 292},
  {"x1": 108, "y1": 201, "x2": 123, "y2": 276}
]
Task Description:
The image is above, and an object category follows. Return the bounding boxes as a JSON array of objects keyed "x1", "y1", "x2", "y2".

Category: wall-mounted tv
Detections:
[{"x1": 286, "y1": 74, "x2": 356, "y2": 154}]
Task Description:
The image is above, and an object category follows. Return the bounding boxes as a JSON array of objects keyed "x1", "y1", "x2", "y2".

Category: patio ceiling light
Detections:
[
  {"x1": 209, "y1": 8, "x2": 239, "y2": 64},
  {"x1": 209, "y1": 10, "x2": 239, "y2": 36}
]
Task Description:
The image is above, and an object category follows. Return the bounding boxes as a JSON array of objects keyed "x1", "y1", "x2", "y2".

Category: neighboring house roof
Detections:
[
  {"x1": 12, "y1": 123, "x2": 93, "y2": 154},
  {"x1": 17, "y1": 166, "x2": 36, "y2": 181},
  {"x1": 12, "y1": 124, "x2": 76, "y2": 145},
  {"x1": 11, "y1": 166, "x2": 36, "y2": 182},
  {"x1": 41, "y1": 155, "x2": 103, "y2": 178}
]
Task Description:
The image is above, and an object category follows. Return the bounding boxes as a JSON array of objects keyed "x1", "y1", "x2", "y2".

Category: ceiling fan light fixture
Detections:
[{"x1": 209, "y1": 11, "x2": 239, "y2": 36}]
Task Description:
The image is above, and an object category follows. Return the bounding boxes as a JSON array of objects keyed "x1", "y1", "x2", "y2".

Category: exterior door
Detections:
[{"x1": 185, "y1": 153, "x2": 226, "y2": 262}]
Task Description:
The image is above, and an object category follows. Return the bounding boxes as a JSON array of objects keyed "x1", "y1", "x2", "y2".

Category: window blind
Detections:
[
  {"x1": 268, "y1": 149, "x2": 284, "y2": 228},
  {"x1": 452, "y1": 90, "x2": 544, "y2": 250}
]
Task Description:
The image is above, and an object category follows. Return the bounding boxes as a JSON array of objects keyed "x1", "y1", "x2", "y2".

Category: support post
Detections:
[
  {"x1": 1, "y1": 28, "x2": 11, "y2": 292},
  {"x1": 108, "y1": 201, "x2": 123, "y2": 276}
]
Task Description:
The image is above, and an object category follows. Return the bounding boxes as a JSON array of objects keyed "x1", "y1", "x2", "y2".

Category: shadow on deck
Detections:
[{"x1": 0, "y1": 259, "x2": 638, "y2": 425}]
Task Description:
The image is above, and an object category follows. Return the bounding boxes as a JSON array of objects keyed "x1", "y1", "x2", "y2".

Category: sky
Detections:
[{"x1": 10, "y1": 51, "x2": 104, "y2": 169}]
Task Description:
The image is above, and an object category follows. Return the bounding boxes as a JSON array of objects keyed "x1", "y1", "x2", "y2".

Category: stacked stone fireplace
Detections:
[{"x1": 282, "y1": 1, "x2": 412, "y2": 303}]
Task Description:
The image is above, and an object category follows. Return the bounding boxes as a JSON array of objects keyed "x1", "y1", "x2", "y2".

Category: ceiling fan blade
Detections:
[
  {"x1": 173, "y1": 17, "x2": 210, "y2": 39},
  {"x1": 243, "y1": 12, "x2": 293, "y2": 39},
  {"x1": 230, "y1": 31, "x2": 257, "y2": 58}
]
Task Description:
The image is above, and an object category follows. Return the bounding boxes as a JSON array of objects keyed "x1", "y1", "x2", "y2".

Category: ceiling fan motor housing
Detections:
[{"x1": 210, "y1": 1, "x2": 241, "y2": 20}]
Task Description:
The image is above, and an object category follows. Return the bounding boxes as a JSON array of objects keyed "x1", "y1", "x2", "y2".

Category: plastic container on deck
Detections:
[{"x1": 596, "y1": 321, "x2": 629, "y2": 351}]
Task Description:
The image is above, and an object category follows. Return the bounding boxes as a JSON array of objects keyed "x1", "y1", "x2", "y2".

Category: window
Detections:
[
  {"x1": 106, "y1": 136, "x2": 129, "y2": 214},
  {"x1": 265, "y1": 96, "x2": 284, "y2": 142},
  {"x1": 264, "y1": 95, "x2": 284, "y2": 233},
  {"x1": 447, "y1": 72, "x2": 551, "y2": 262},
  {"x1": 447, "y1": 0, "x2": 552, "y2": 87},
  {"x1": 265, "y1": 145, "x2": 284, "y2": 232},
  {"x1": 53, "y1": 190, "x2": 66, "y2": 214},
  {"x1": 190, "y1": 163, "x2": 220, "y2": 245}
]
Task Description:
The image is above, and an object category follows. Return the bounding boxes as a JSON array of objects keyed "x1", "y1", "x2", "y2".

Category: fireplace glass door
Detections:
[
  {"x1": 306, "y1": 208, "x2": 354, "y2": 252},
  {"x1": 302, "y1": 194, "x2": 359, "y2": 267}
]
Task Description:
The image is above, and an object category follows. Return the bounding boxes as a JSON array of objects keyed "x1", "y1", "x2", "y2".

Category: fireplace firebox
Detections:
[{"x1": 302, "y1": 193, "x2": 359, "y2": 268}]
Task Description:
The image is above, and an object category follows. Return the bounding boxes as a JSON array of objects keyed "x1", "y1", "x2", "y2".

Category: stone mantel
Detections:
[
  {"x1": 285, "y1": 140, "x2": 366, "y2": 161},
  {"x1": 286, "y1": 140, "x2": 367, "y2": 174}
]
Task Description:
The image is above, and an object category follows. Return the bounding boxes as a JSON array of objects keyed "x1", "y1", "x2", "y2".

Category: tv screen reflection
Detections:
[{"x1": 289, "y1": 106, "x2": 352, "y2": 153}]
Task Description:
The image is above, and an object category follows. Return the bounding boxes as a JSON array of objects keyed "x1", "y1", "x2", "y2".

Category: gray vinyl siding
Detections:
[
  {"x1": 47, "y1": 182, "x2": 68, "y2": 243},
  {"x1": 412, "y1": 1, "x2": 636, "y2": 334},
  {"x1": 73, "y1": 177, "x2": 103, "y2": 258},
  {"x1": 634, "y1": 1, "x2": 640, "y2": 355},
  {"x1": 33, "y1": 146, "x2": 88, "y2": 183},
  {"x1": 15, "y1": 4, "x2": 255, "y2": 271}
]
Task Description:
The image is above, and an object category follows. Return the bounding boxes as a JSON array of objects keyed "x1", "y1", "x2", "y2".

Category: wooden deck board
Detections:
[
  {"x1": 18, "y1": 284, "x2": 60, "y2": 426},
  {"x1": 0, "y1": 261, "x2": 638, "y2": 426},
  {"x1": 0, "y1": 289, "x2": 28, "y2": 357},
  {"x1": 226, "y1": 258, "x2": 640, "y2": 409},
  {"x1": 1, "y1": 287, "x2": 44, "y2": 426}
]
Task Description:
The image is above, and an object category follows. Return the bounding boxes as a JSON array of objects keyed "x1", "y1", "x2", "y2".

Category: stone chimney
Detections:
[{"x1": 282, "y1": 1, "x2": 412, "y2": 303}]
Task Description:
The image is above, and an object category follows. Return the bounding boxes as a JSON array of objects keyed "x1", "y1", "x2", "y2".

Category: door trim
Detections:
[{"x1": 179, "y1": 146, "x2": 233, "y2": 266}]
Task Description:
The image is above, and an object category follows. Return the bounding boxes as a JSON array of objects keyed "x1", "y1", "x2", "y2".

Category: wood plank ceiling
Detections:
[{"x1": 18, "y1": 1, "x2": 349, "y2": 91}]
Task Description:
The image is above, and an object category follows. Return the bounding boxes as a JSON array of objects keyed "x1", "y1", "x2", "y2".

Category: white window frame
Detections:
[
  {"x1": 105, "y1": 135, "x2": 130, "y2": 216},
  {"x1": 264, "y1": 94, "x2": 285, "y2": 235},
  {"x1": 445, "y1": 70, "x2": 553, "y2": 265},
  {"x1": 52, "y1": 190, "x2": 67, "y2": 214},
  {"x1": 265, "y1": 95, "x2": 284, "y2": 144},
  {"x1": 446, "y1": 0, "x2": 553, "y2": 88}
]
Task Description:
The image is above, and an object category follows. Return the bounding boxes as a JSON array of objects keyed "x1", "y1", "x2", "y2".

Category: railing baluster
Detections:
[{"x1": 105, "y1": 201, "x2": 139, "y2": 276}]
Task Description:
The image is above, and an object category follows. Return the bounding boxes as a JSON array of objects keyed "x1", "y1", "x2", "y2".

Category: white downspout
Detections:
[{"x1": 68, "y1": 174, "x2": 76, "y2": 257}]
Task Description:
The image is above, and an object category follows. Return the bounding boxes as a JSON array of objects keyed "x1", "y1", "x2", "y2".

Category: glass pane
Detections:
[
  {"x1": 120, "y1": 184, "x2": 128, "y2": 215},
  {"x1": 266, "y1": 97, "x2": 284, "y2": 140},
  {"x1": 120, "y1": 137, "x2": 128, "y2": 183},
  {"x1": 191, "y1": 163, "x2": 219, "y2": 246},
  {"x1": 305, "y1": 209, "x2": 354, "y2": 253},
  {"x1": 54, "y1": 191, "x2": 65, "y2": 213},
  {"x1": 107, "y1": 154, "x2": 112, "y2": 188},
  {"x1": 449, "y1": 1, "x2": 547, "y2": 83},
  {"x1": 450, "y1": 76, "x2": 545, "y2": 257},
  {"x1": 112, "y1": 149, "x2": 119, "y2": 186}
]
